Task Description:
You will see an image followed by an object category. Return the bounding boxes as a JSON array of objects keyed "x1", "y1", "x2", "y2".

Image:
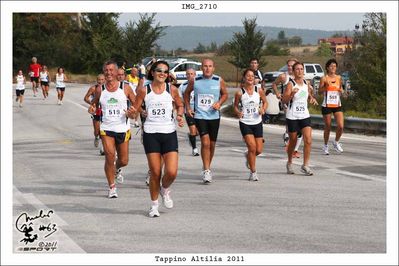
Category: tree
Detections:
[
  {"x1": 228, "y1": 17, "x2": 266, "y2": 70},
  {"x1": 194, "y1": 42, "x2": 206, "y2": 53},
  {"x1": 263, "y1": 43, "x2": 290, "y2": 56},
  {"x1": 289, "y1": 36, "x2": 302, "y2": 46},
  {"x1": 80, "y1": 13, "x2": 124, "y2": 73},
  {"x1": 348, "y1": 13, "x2": 386, "y2": 117},
  {"x1": 315, "y1": 42, "x2": 333, "y2": 57},
  {"x1": 123, "y1": 13, "x2": 166, "y2": 65}
]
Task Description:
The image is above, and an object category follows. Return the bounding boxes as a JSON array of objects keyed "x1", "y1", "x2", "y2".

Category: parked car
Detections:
[
  {"x1": 263, "y1": 63, "x2": 324, "y2": 91},
  {"x1": 169, "y1": 60, "x2": 203, "y2": 85}
]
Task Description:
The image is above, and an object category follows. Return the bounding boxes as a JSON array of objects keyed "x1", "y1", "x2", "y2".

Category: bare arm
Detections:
[
  {"x1": 184, "y1": 79, "x2": 194, "y2": 117},
  {"x1": 213, "y1": 78, "x2": 228, "y2": 110},
  {"x1": 308, "y1": 83, "x2": 318, "y2": 106},
  {"x1": 171, "y1": 85, "x2": 184, "y2": 127},
  {"x1": 88, "y1": 85, "x2": 101, "y2": 114},
  {"x1": 84, "y1": 85, "x2": 95, "y2": 105},
  {"x1": 259, "y1": 87, "x2": 268, "y2": 115},
  {"x1": 318, "y1": 76, "x2": 327, "y2": 94},
  {"x1": 233, "y1": 90, "x2": 243, "y2": 118},
  {"x1": 282, "y1": 82, "x2": 296, "y2": 105},
  {"x1": 272, "y1": 73, "x2": 284, "y2": 99}
]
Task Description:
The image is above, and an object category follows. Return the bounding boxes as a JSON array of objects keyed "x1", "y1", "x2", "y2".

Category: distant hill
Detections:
[{"x1": 156, "y1": 26, "x2": 352, "y2": 50}]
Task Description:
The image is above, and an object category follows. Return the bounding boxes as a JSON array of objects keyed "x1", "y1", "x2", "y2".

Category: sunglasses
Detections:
[{"x1": 154, "y1": 68, "x2": 169, "y2": 74}]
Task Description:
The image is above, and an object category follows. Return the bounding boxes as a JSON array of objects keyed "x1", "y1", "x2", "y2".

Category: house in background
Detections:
[{"x1": 318, "y1": 36, "x2": 354, "y2": 55}]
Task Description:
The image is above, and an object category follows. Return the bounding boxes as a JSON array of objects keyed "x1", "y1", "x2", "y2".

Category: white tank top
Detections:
[
  {"x1": 286, "y1": 79, "x2": 310, "y2": 120},
  {"x1": 99, "y1": 82, "x2": 130, "y2": 132},
  {"x1": 16, "y1": 75, "x2": 25, "y2": 90},
  {"x1": 239, "y1": 87, "x2": 262, "y2": 125},
  {"x1": 55, "y1": 73, "x2": 65, "y2": 88},
  {"x1": 143, "y1": 83, "x2": 176, "y2": 134},
  {"x1": 40, "y1": 71, "x2": 49, "y2": 82}
]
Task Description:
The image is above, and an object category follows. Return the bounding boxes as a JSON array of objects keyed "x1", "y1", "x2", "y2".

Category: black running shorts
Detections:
[
  {"x1": 100, "y1": 129, "x2": 131, "y2": 145},
  {"x1": 286, "y1": 117, "x2": 311, "y2": 133},
  {"x1": 142, "y1": 131, "x2": 178, "y2": 154},
  {"x1": 239, "y1": 121, "x2": 263, "y2": 138},
  {"x1": 195, "y1": 118, "x2": 220, "y2": 142}
]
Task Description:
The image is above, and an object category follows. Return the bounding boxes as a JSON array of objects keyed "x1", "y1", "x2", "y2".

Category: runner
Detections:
[
  {"x1": 130, "y1": 60, "x2": 184, "y2": 217},
  {"x1": 179, "y1": 68, "x2": 199, "y2": 156},
  {"x1": 39, "y1": 65, "x2": 51, "y2": 99},
  {"x1": 282, "y1": 62, "x2": 318, "y2": 176},
  {"x1": 271, "y1": 58, "x2": 303, "y2": 151},
  {"x1": 117, "y1": 68, "x2": 140, "y2": 128},
  {"x1": 55, "y1": 67, "x2": 68, "y2": 105},
  {"x1": 84, "y1": 74, "x2": 105, "y2": 154},
  {"x1": 318, "y1": 58, "x2": 347, "y2": 155},
  {"x1": 88, "y1": 60, "x2": 136, "y2": 198},
  {"x1": 15, "y1": 70, "x2": 26, "y2": 108},
  {"x1": 184, "y1": 58, "x2": 228, "y2": 184},
  {"x1": 249, "y1": 58, "x2": 263, "y2": 88},
  {"x1": 28, "y1": 57, "x2": 41, "y2": 97},
  {"x1": 233, "y1": 69, "x2": 268, "y2": 181}
]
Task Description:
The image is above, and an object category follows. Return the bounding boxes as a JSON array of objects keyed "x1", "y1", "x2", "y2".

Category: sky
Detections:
[{"x1": 118, "y1": 13, "x2": 366, "y2": 31}]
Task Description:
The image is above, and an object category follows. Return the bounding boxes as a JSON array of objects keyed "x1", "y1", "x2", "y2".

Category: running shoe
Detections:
[
  {"x1": 57, "y1": 99, "x2": 61, "y2": 105},
  {"x1": 108, "y1": 186, "x2": 118, "y2": 198},
  {"x1": 99, "y1": 144, "x2": 105, "y2": 155},
  {"x1": 301, "y1": 165, "x2": 314, "y2": 176},
  {"x1": 160, "y1": 187, "x2": 173, "y2": 209},
  {"x1": 322, "y1": 144, "x2": 329, "y2": 155},
  {"x1": 134, "y1": 121, "x2": 140, "y2": 128},
  {"x1": 333, "y1": 141, "x2": 344, "y2": 153},
  {"x1": 286, "y1": 162, "x2": 295, "y2": 174},
  {"x1": 249, "y1": 172, "x2": 259, "y2": 181},
  {"x1": 192, "y1": 148, "x2": 200, "y2": 156},
  {"x1": 244, "y1": 150, "x2": 250, "y2": 169},
  {"x1": 94, "y1": 136, "x2": 100, "y2": 148},
  {"x1": 148, "y1": 205, "x2": 160, "y2": 218},
  {"x1": 293, "y1": 151, "x2": 301, "y2": 158},
  {"x1": 115, "y1": 168, "x2": 124, "y2": 184},
  {"x1": 145, "y1": 170, "x2": 150, "y2": 186},
  {"x1": 60, "y1": 101, "x2": 63, "y2": 105},
  {"x1": 19, "y1": 103, "x2": 23, "y2": 108},
  {"x1": 283, "y1": 132, "x2": 289, "y2": 146},
  {"x1": 202, "y1": 169, "x2": 212, "y2": 184},
  {"x1": 16, "y1": 97, "x2": 18, "y2": 102}
]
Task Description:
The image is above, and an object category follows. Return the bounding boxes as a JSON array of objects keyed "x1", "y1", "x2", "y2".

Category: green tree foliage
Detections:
[
  {"x1": 194, "y1": 43, "x2": 206, "y2": 53},
  {"x1": 315, "y1": 42, "x2": 333, "y2": 57},
  {"x1": 263, "y1": 43, "x2": 290, "y2": 56},
  {"x1": 13, "y1": 13, "x2": 82, "y2": 72},
  {"x1": 289, "y1": 36, "x2": 302, "y2": 46},
  {"x1": 229, "y1": 18, "x2": 266, "y2": 69},
  {"x1": 80, "y1": 13, "x2": 124, "y2": 73},
  {"x1": 123, "y1": 13, "x2": 166, "y2": 65},
  {"x1": 216, "y1": 42, "x2": 231, "y2": 56},
  {"x1": 348, "y1": 13, "x2": 386, "y2": 117}
]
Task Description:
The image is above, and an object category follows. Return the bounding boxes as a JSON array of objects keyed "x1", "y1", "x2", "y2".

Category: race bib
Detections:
[
  {"x1": 292, "y1": 101, "x2": 306, "y2": 116},
  {"x1": 147, "y1": 102, "x2": 172, "y2": 122},
  {"x1": 198, "y1": 94, "x2": 214, "y2": 111},
  {"x1": 243, "y1": 102, "x2": 259, "y2": 119},
  {"x1": 326, "y1": 91, "x2": 339, "y2": 106},
  {"x1": 104, "y1": 104, "x2": 123, "y2": 121}
]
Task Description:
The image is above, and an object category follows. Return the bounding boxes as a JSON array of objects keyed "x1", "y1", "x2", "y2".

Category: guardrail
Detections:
[{"x1": 277, "y1": 112, "x2": 386, "y2": 135}]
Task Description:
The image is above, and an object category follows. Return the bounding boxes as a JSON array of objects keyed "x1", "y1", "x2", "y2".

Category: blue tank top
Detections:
[{"x1": 193, "y1": 75, "x2": 221, "y2": 120}]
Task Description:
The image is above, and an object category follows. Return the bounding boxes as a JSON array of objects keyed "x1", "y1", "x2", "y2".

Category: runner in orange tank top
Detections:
[{"x1": 318, "y1": 59, "x2": 348, "y2": 155}]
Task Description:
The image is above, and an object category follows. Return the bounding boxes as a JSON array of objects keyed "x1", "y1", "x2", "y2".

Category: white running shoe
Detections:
[
  {"x1": 60, "y1": 101, "x2": 63, "y2": 105},
  {"x1": 283, "y1": 132, "x2": 289, "y2": 146},
  {"x1": 333, "y1": 141, "x2": 344, "y2": 153},
  {"x1": 57, "y1": 99, "x2": 61, "y2": 105},
  {"x1": 134, "y1": 121, "x2": 140, "y2": 128},
  {"x1": 286, "y1": 162, "x2": 295, "y2": 174},
  {"x1": 99, "y1": 143, "x2": 105, "y2": 155},
  {"x1": 19, "y1": 103, "x2": 23, "y2": 108},
  {"x1": 145, "y1": 170, "x2": 150, "y2": 186},
  {"x1": 249, "y1": 172, "x2": 259, "y2": 181},
  {"x1": 160, "y1": 187, "x2": 173, "y2": 209},
  {"x1": 115, "y1": 168, "x2": 124, "y2": 184},
  {"x1": 202, "y1": 169, "x2": 212, "y2": 184},
  {"x1": 322, "y1": 144, "x2": 329, "y2": 155},
  {"x1": 301, "y1": 165, "x2": 314, "y2": 176},
  {"x1": 244, "y1": 150, "x2": 250, "y2": 169},
  {"x1": 108, "y1": 186, "x2": 118, "y2": 198},
  {"x1": 192, "y1": 148, "x2": 199, "y2": 156},
  {"x1": 149, "y1": 205, "x2": 160, "y2": 218}
]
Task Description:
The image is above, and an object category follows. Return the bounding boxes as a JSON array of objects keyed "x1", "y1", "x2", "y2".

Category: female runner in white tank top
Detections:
[
  {"x1": 39, "y1": 65, "x2": 50, "y2": 99},
  {"x1": 130, "y1": 60, "x2": 184, "y2": 218},
  {"x1": 234, "y1": 69, "x2": 268, "y2": 181},
  {"x1": 55, "y1": 67, "x2": 68, "y2": 105},
  {"x1": 282, "y1": 62, "x2": 318, "y2": 176},
  {"x1": 15, "y1": 69, "x2": 26, "y2": 107}
]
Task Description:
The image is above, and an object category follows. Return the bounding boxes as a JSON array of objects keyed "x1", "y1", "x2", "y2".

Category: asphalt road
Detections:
[{"x1": 12, "y1": 83, "x2": 386, "y2": 256}]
